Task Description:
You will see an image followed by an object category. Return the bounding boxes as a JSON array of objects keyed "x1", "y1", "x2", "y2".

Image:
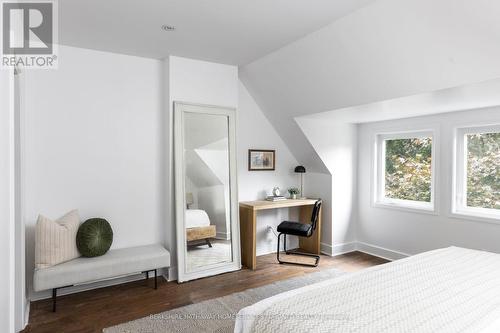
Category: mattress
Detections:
[
  {"x1": 235, "y1": 247, "x2": 500, "y2": 333},
  {"x1": 185, "y1": 209, "x2": 211, "y2": 228}
]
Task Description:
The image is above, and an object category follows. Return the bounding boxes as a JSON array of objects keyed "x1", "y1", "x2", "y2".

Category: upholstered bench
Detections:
[{"x1": 33, "y1": 244, "x2": 170, "y2": 312}]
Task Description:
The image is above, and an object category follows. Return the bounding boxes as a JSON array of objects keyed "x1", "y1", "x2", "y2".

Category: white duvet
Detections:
[
  {"x1": 185, "y1": 209, "x2": 211, "y2": 228},
  {"x1": 235, "y1": 247, "x2": 500, "y2": 333}
]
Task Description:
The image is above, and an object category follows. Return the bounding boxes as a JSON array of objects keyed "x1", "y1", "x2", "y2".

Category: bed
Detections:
[
  {"x1": 185, "y1": 209, "x2": 216, "y2": 246},
  {"x1": 235, "y1": 247, "x2": 500, "y2": 333}
]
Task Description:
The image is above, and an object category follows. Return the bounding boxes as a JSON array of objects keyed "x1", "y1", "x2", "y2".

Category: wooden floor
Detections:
[{"x1": 24, "y1": 251, "x2": 388, "y2": 333}]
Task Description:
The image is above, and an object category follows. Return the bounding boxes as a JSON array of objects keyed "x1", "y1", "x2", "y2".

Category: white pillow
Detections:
[{"x1": 35, "y1": 209, "x2": 81, "y2": 269}]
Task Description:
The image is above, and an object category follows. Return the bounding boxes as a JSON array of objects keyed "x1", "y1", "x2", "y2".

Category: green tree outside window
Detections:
[
  {"x1": 384, "y1": 137, "x2": 432, "y2": 202},
  {"x1": 466, "y1": 133, "x2": 500, "y2": 210}
]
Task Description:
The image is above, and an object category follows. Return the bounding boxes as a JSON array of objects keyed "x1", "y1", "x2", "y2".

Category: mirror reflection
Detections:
[{"x1": 183, "y1": 112, "x2": 232, "y2": 272}]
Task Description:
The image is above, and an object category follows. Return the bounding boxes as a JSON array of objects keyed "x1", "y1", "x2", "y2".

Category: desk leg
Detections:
[
  {"x1": 298, "y1": 205, "x2": 322, "y2": 254},
  {"x1": 239, "y1": 206, "x2": 257, "y2": 270}
]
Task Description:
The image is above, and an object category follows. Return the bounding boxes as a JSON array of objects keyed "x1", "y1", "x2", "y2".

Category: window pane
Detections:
[
  {"x1": 466, "y1": 133, "x2": 500, "y2": 210},
  {"x1": 385, "y1": 137, "x2": 432, "y2": 202}
]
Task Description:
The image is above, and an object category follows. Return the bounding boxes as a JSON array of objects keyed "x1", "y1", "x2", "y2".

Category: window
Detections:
[
  {"x1": 375, "y1": 131, "x2": 435, "y2": 211},
  {"x1": 454, "y1": 126, "x2": 500, "y2": 220}
]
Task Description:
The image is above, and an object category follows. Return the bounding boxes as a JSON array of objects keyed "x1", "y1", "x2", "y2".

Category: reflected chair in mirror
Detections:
[{"x1": 276, "y1": 199, "x2": 322, "y2": 267}]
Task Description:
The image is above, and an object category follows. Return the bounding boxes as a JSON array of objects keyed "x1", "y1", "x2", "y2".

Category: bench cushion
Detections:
[{"x1": 33, "y1": 244, "x2": 170, "y2": 291}]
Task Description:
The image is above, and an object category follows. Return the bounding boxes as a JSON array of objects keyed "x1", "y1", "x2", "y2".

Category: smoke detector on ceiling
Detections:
[{"x1": 161, "y1": 25, "x2": 176, "y2": 31}]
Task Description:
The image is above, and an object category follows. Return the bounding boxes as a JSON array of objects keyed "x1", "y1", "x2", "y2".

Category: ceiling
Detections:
[{"x1": 59, "y1": 0, "x2": 374, "y2": 65}]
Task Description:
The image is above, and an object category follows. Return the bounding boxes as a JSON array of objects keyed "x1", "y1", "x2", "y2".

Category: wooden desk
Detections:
[{"x1": 239, "y1": 199, "x2": 322, "y2": 270}]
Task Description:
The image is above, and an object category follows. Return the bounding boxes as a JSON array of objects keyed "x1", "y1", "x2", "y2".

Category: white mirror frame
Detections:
[{"x1": 174, "y1": 102, "x2": 241, "y2": 282}]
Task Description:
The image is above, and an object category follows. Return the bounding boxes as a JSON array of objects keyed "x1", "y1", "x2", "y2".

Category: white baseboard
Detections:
[
  {"x1": 258, "y1": 240, "x2": 405, "y2": 261},
  {"x1": 355, "y1": 242, "x2": 409, "y2": 261},
  {"x1": 216, "y1": 232, "x2": 230, "y2": 240},
  {"x1": 319, "y1": 241, "x2": 409, "y2": 261},
  {"x1": 167, "y1": 266, "x2": 177, "y2": 282},
  {"x1": 320, "y1": 242, "x2": 357, "y2": 256},
  {"x1": 23, "y1": 300, "x2": 30, "y2": 329}
]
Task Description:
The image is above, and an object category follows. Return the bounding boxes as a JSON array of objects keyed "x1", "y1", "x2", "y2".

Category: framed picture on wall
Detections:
[{"x1": 248, "y1": 149, "x2": 275, "y2": 171}]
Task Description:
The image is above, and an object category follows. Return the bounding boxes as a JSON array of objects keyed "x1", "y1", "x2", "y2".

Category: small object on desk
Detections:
[
  {"x1": 266, "y1": 195, "x2": 286, "y2": 202},
  {"x1": 272, "y1": 186, "x2": 281, "y2": 196},
  {"x1": 287, "y1": 187, "x2": 300, "y2": 200}
]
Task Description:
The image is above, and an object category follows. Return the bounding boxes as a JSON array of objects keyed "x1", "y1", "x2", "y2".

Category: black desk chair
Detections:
[{"x1": 276, "y1": 199, "x2": 322, "y2": 267}]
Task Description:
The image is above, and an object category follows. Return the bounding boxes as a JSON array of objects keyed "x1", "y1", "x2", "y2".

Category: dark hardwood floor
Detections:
[{"x1": 23, "y1": 251, "x2": 388, "y2": 333}]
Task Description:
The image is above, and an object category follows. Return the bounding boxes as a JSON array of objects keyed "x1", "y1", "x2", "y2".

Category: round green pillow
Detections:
[{"x1": 76, "y1": 218, "x2": 113, "y2": 257}]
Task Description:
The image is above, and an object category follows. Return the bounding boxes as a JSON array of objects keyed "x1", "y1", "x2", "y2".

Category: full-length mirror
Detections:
[{"x1": 174, "y1": 102, "x2": 241, "y2": 282}]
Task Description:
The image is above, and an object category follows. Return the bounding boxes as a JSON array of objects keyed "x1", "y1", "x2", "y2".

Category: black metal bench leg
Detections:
[
  {"x1": 52, "y1": 288, "x2": 56, "y2": 312},
  {"x1": 205, "y1": 239, "x2": 212, "y2": 248},
  {"x1": 142, "y1": 270, "x2": 158, "y2": 289}
]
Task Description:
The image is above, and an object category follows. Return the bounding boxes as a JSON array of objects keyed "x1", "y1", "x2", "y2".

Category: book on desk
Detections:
[{"x1": 265, "y1": 195, "x2": 287, "y2": 202}]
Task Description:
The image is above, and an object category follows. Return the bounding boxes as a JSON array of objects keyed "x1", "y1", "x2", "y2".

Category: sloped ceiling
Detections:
[
  {"x1": 184, "y1": 113, "x2": 228, "y2": 187},
  {"x1": 196, "y1": 138, "x2": 230, "y2": 185},
  {"x1": 185, "y1": 150, "x2": 222, "y2": 188},
  {"x1": 240, "y1": 0, "x2": 500, "y2": 173}
]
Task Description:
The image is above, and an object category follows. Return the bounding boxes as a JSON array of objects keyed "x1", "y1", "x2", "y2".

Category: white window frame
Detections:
[
  {"x1": 374, "y1": 130, "x2": 437, "y2": 213},
  {"x1": 452, "y1": 125, "x2": 500, "y2": 222}
]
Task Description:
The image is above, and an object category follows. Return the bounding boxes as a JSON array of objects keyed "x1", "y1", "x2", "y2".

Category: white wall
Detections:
[
  {"x1": 13, "y1": 71, "x2": 27, "y2": 331},
  {"x1": 1, "y1": 69, "x2": 27, "y2": 332},
  {"x1": 357, "y1": 108, "x2": 500, "y2": 257},
  {"x1": 303, "y1": 172, "x2": 338, "y2": 254},
  {"x1": 238, "y1": 81, "x2": 303, "y2": 255},
  {"x1": 0, "y1": 69, "x2": 15, "y2": 332},
  {"x1": 23, "y1": 46, "x2": 164, "y2": 299},
  {"x1": 169, "y1": 56, "x2": 238, "y2": 108},
  {"x1": 296, "y1": 118, "x2": 357, "y2": 254}
]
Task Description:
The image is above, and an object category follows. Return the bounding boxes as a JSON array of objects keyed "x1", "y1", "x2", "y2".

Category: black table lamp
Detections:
[{"x1": 294, "y1": 165, "x2": 306, "y2": 198}]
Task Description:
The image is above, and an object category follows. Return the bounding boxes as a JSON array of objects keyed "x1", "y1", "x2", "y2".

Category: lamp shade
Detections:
[
  {"x1": 294, "y1": 165, "x2": 306, "y2": 173},
  {"x1": 186, "y1": 192, "x2": 194, "y2": 205}
]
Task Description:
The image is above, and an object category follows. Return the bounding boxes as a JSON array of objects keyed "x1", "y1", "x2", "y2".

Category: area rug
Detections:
[
  {"x1": 103, "y1": 268, "x2": 346, "y2": 333},
  {"x1": 187, "y1": 241, "x2": 232, "y2": 271}
]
